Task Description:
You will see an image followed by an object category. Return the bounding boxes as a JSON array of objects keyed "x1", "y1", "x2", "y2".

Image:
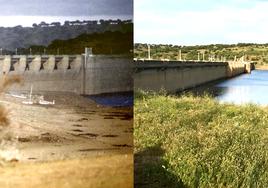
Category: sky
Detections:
[
  {"x1": 0, "y1": 0, "x2": 133, "y2": 27},
  {"x1": 134, "y1": 0, "x2": 268, "y2": 45}
]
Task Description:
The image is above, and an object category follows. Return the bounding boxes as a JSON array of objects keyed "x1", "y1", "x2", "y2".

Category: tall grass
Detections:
[{"x1": 135, "y1": 91, "x2": 268, "y2": 187}]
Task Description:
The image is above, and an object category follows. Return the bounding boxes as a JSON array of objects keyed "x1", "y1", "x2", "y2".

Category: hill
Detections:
[
  {"x1": 0, "y1": 19, "x2": 132, "y2": 51},
  {"x1": 20, "y1": 30, "x2": 133, "y2": 55},
  {"x1": 134, "y1": 43, "x2": 268, "y2": 64}
]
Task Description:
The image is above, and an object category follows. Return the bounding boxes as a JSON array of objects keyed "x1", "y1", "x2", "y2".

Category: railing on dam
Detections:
[{"x1": 135, "y1": 60, "x2": 228, "y2": 70}]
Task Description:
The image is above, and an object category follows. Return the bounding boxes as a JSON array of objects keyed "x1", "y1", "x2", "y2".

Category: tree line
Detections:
[
  {"x1": 32, "y1": 19, "x2": 133, "y2": 28},
  {"x1": 16, "y1": 30, "x2": 133, "y2": 55},
  {"x1": 134, "y1": 43, "x2": 268, "y2": 64}
]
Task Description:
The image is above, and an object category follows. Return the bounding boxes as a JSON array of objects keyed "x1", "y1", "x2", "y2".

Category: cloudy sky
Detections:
[
  {"x1": 0, "y1": 0, "x2": 133, "y2": 27},
  {"x1": 135, "y1": 0, "x2": 268, "y2": 45}
]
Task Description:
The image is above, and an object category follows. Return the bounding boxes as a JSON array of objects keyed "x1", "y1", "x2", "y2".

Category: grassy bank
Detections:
[{"x1": 134, "y1": 92, "x2": 268, "y2": 187}]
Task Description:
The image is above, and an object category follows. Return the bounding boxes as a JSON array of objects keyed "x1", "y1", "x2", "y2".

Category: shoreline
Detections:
[
  {"x1": 0, "y1": 91, "x2": 133, "y2": 187},
  {"x1": 255, "y1": 65, "x2": 268, "y2": 70},
  {"x1": 0, "y1": 92, "x2": 133, "y2": 162}
]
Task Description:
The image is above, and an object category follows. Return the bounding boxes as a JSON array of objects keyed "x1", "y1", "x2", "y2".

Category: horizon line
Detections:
[
  {"x1": 0, "y1": 15, "x2": 133, "y2": 27},
  {"x1": 134, "y1": 42, "x2": 268, "y2": 46}
]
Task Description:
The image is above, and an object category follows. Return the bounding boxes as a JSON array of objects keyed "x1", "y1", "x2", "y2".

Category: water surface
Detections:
[
  {"x1": 88, "y1": 92, "x2": 133, "y2": 107},
  {"x1": 192, "y1": 70, "x2": 268, "y2": 105}
]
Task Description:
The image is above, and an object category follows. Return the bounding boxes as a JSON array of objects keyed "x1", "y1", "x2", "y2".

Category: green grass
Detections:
[{"x1": 134, "y1": 91, "x2": 268, "y2": 187}]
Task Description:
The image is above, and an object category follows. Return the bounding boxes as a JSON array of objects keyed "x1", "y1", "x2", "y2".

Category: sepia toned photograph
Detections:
[{"x1": 0, "y1": 0, "x2": 133, "y2": 187}]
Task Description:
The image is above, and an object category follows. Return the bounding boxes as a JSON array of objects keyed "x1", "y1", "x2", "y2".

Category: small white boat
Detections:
[{"x1": 39, "y1": 100, "x2": 55, "y2": 105}]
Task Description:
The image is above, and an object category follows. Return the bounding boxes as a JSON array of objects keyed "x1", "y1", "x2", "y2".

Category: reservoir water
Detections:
[
  {"x1": 88, "y1": 92, "x2": 133, "y2": 107},
  {"x1": 192, "y1": 70, "x2": 268, "y2": 105}
]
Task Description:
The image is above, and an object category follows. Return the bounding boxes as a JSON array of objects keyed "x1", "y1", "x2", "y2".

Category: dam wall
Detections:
[
  {"x1": 84, "y1": 56, "x2": 133, "y2": 95},
  {"x1": 1, "y1": 55, "x2": 132, "y2": 95},
  {"x1": 226, "y1": 61, "x2": 246, "y2": 77},
  {"x1": 134, "y1": 60, "x2": 253, "y2": 93}
]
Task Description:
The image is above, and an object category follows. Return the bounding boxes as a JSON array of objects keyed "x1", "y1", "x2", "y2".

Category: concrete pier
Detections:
[
  {"x1": 43, "y1": 56, "x2": 56, "y2": 72},
  {"x1": 30, "y1": 56, "x2": 42, "y2": 72}
]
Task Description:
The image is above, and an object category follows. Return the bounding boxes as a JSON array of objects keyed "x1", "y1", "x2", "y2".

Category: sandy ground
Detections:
[
  {"x1": 0, "y1": 92, "x2": 133, "y2": 187},
  {"x1": 0, "y1": 154, "x2": 133, "y2": 188}
]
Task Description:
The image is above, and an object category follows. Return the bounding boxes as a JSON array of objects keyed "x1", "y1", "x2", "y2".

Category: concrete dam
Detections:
[
  {"x1": 0, "y1": 54, "x2": 133, "y2": 95},
  {"x1": 134, "y1": 60, "x2": 255, "y2": 93}
]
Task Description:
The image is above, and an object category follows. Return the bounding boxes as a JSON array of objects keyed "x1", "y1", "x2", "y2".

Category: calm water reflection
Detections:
[{"x1": 190, "y1": 70, "x2": 268, "y2": 105}]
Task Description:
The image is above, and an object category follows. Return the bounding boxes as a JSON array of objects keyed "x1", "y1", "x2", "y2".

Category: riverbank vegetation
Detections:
[
  {"x1": 135, "y1": 91, "x2": 268, "y2": 187},
  {"x1": 134, "y1": 43, "x2": 268, "y2": 64}
]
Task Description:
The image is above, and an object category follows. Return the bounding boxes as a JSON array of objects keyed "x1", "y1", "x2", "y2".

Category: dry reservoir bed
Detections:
[{"x1": 0, "y1": 92, "x2": 133, "y2": 188}]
